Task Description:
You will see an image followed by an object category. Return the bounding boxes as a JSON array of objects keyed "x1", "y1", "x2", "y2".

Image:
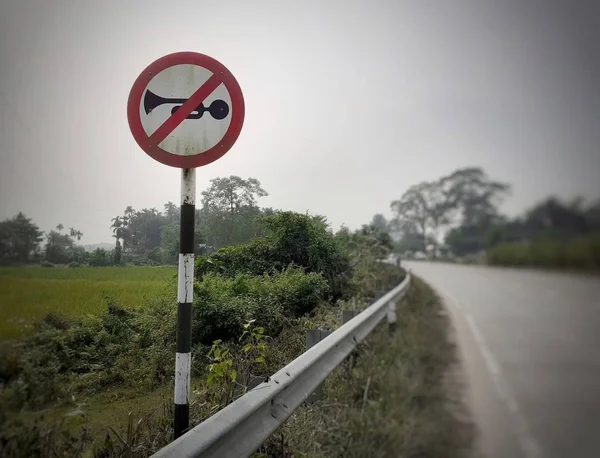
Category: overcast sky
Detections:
[{"x1": 1, "y1": 0, "x2": 599, "y2": 244}]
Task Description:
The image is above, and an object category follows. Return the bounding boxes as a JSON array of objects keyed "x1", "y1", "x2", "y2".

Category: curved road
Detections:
[{"x1": 404, "y1": 261, "x2": 600, "y2": 458}]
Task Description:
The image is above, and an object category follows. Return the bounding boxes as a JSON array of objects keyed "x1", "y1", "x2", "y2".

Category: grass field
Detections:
[{"x1": 0, "y1": 266, "x2": 176, "y2": 340}]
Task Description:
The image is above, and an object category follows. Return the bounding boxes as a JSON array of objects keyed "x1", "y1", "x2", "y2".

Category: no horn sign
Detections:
[{"x1": 127, "y1": 52, "x2": 245, "y2": 168}]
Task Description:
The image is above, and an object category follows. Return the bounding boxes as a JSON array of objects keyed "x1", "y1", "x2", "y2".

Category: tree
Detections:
[
  {"x1": 393, "y1": 220, "x2": 436, "y2": 254},
  {"x1": 69, "y1": 228, "x2": 83, "y2": 241},
  {"x1": 89, "y1": 248, "x2": 110, "y2": 267},
  {"x1": 358, "y1": 224, "x2": 394, "y2": 258},
  {"x1": 44, "y1": 225, "x2": 84, "y2": 264},
  {"x1": 441, "y1": 167, "x2": 510, "y2": 227},
  {"x1": 390, "y1": 182, "x2": 437, "y2": 250},
  {"x1": 585, "y1": 199, "x2": 600, "y2": 230},
  {"x1": 163, "y1": 201, "x2": 180, "y2": 223},
  {"x1": 370, "y1": 214, "x2": 389, "y2": 234},
  {"x1": 44, "y1": 230, "x2": 74, "y2": 264},
  {"x1": 111, "y1": 206, "x2": 167, "y2": 260},
  {"x1": 521, "y1": 197, "x2": 592, "y2": 239},
  {"x1": 201, "y1": 176, "x2": 268, "y2": 213},
  {"x1": 0, "y1": 213, "x2": 44, "y2": 264},
  {"x1": 110, "y1": 216, "x2": 126, "y2": 264},
  {"x1": 159, "y1": 222, "x2": 207, "y2": 264},
  {"x1": 199, "y1": 176, "x2": 269, "y2": 247},
  {"x1": 114, "y1": 239, "x2": 122, "y2": 265},
  {"x1": 391, "y1": 167, "x2": 510, "y2": 256}
]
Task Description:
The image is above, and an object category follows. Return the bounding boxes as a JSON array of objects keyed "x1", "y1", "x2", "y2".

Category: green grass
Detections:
[{"x1": 0, "y1": 266, "x2": 176, "y2": 340}]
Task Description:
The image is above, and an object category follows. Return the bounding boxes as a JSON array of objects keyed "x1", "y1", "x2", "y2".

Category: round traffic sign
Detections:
[{"x1": 127, "y1": 52, "x2": 245, "y2": 168}]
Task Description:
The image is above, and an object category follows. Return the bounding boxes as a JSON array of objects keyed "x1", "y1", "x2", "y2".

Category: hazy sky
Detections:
[{"x1": 1, "y1": 0, "x2": 599, "y2": 243}]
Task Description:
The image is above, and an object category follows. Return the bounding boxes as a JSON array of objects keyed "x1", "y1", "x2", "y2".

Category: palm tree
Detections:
[
  {"x1": 123, "y1": 206, "x2": 135, "y2": 227},
  {"x1": 164, "y1": 201, "x2": 179, "y2": 222},
  {"x1": 111, "y1": 216, "x2": 128, "y2": 250},
  {"x1": 69, "y1": 227, "x2": 83, "y2": 242},
  {"x1": 111, "y1": 216, "x2": 122, "y2": 231}
]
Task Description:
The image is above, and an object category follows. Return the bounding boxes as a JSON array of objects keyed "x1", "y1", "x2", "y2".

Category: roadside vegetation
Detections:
[
  {"x1": 0, "y1": 206, "x2": 404, "y2": 457},
  {"x1": 1, "y1": 174, "x2": 469, "y2": 457},
  {"x1": 268, "y1": 276, "x2": 472, "y2": 458}
]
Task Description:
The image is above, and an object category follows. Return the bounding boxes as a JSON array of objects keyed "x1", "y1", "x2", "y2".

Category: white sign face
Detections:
[
  {"x1": 139, "y1": 64, "x2": 233, "y2": 156},
  {"x1": 128, "y1": 52, "x2": 245, "y2": 169}
]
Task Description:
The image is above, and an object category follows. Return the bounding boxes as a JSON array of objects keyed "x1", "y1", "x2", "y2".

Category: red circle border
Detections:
[{"x1": 127, "y1": 52, "x2": 245, "y2": 168}]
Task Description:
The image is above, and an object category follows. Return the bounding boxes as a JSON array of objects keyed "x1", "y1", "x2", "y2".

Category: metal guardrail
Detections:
[{"x1": 152, "y1": 271, "x2": 411, "y2": 458}]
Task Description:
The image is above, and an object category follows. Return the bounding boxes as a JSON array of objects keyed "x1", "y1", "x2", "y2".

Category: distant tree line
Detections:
[
  {"x1": 2, "y1": 175, "x2": 396, "y2": 268},
  {"x1": 0, "y1": 176, "x2": 279, "y2": 267},
  {"x1": 0, "y1": 215, "x2": 88, "y2": 266},
  {"x1": 108, "y1": 176, "x2": 275, "y2": 266},
  {"x1": 380, "y1": 166, "x2": 600, "y2": 269}
]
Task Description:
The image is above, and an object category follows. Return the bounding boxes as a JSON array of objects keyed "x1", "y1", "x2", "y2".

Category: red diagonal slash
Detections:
[{"x1": 148, "y1": 73, "x2": 223, "y2": 145}]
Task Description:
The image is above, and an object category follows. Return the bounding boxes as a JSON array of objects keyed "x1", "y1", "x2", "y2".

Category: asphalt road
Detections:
[{"x1": 404, "y1": 261, "x2": 600, "y2": 458}]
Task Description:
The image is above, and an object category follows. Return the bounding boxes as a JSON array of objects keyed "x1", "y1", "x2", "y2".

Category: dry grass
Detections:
[
  {"x1": 265, "y1": 276, "x2": 473, "y2": 458},
  {"x1": 0, "y1": 266, "x2": 176, "y2": 340}
]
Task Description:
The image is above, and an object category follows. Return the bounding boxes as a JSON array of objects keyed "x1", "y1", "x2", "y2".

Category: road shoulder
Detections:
[{"x1": 436, "y1": 281, "x2": 528, "y2": 458}]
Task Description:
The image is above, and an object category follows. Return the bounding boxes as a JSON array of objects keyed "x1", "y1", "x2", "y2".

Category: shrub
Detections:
[
  {"x1": 193, "y1": 267, "x2": 328, "y2": 345},
  {"x1": 2, "y1": 297, "x2": 177, "y2": 409},
  {"x1": 40, "y1": 260, "x2": 55, "y2": 268},
  {"x1": 0, "y1": 417, "x2": 93, "y2": 458},
  {"x1": 196, "y1": 212, "x2": 352, "y2": 300},
  {"x1": 245, "y1": 267, "x2": 330, "y2": 317},
  {"x1": 0, "y1": 342, "x2": 22, "y2": 386},
  {"x1": 88, "y1": 248, "x2": 111, "y2": 267}
]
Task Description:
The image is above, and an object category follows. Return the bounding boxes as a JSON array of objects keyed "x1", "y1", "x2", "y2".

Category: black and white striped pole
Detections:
[
  {"x1": 174, "y1": 167, "x2": 196, "y2": 438},
  {"x1": 127, "y1": 52, "x2": 245, "y2": 440}
]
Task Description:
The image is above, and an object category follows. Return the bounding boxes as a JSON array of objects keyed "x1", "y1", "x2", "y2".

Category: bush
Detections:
[
  {"x1": 193, "y1": 267, "x2": 328, "y2": 345},
  {"x1": 67, "y1": 261, "x2": 81, "y2": 268},
  {"x1": 196, "y1": 212, "x2": 352, "y2": 300},
  {"x1": 1, "y1": 297, "x2": 176, "y2": 409},
  {"x1": 40, "y1": 260, "x2": 55, "y2": 268},
  {"x1": 248, "y1": 267, "x2": 330, "y2": 317},
  {"x1": 0, "y1": 417, "x2": 92, "y2": 458},
  {"x1": 88, "y1": 248, "x2": 111, "y2": 267}
]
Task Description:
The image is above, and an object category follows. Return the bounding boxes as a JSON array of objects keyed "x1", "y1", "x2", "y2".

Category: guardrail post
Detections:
[
  {"x1": 306, "y1": 329, "x2": 332, "y2": 402},
  {"x1": 387, "y1": 300, "x2": 397, "y2": 340},
  {"x1": 342, "y1": 310, "x2": 360, "y2": 376},
  {"x1": 342, "y1": 310, "x2": 359, "y2": 324}
]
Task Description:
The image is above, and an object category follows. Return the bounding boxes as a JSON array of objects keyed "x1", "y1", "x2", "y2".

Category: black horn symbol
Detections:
[{"x1": 143, "y1": 89, "x2": 229, "y2": 120}]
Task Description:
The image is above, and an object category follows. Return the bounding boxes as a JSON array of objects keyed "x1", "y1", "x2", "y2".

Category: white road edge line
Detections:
[
  {"x1": 464, "y1": 312, "x2": 501, "y2": 376},
  {"x1": 439, "y1": 287, "x2": 543, "y2": 458}
]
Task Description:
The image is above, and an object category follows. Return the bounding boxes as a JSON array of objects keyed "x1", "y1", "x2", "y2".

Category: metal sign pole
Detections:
[
  {"x1": 174, "y1": 167, "x2": 196, "y2": 438},
  {"x1": 127, "y1": 52, "x2": 244, "y2": 440}
]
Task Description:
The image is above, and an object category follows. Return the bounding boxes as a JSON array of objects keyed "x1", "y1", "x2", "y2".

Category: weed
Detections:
[{"x1": 261, "y1": 277, "x2": 472, "y2": 458}]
